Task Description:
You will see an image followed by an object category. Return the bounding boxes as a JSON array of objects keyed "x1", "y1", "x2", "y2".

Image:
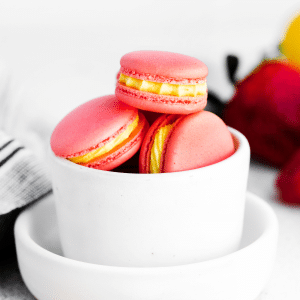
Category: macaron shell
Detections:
[
  {"x1": 139, "y1": 114, "x2": 179, "y2": 173},
  {"x1": 50, "y1": 95, "x2": 138, "y2": 158},
  {"x1": 115, "y1": 83, "x2": 207, "y2": 114},
  {"x1": 120, "y1": 50, "x2": 208, "y2": 83},
  {"x1": 163, "y1": 111, "x2": 235, "y2": 173},
  {"x1": 84, "y1": 113, "x2": 149, "y2": 171}
]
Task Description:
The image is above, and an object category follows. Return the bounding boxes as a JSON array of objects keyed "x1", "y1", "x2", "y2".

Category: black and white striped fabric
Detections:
[
  {"x1": 0, "y1": 131, "x2": 52, "y2": 214},
  {"x1": 0, "y1": 131, "x2": 52, "y2": 257}
]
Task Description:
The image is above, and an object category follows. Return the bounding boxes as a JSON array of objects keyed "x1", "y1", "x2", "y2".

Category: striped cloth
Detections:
[{"x1": 0, "y1": 131, "x2": 52, "y2": 257}]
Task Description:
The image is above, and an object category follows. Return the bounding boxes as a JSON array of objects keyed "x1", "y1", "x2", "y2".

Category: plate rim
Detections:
[{"x1": 14, "y1": 190, "x2": 278, "y2": 274}]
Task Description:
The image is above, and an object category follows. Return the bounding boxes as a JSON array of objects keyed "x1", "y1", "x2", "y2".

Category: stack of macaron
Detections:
[{"x1": 51, "y1": 50, "x2": 235, "y2": 173}]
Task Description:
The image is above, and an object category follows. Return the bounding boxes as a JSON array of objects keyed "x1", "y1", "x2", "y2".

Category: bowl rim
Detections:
[
  {"x1": 48, "y1": 126, "x2": 250, "y2": 179},
  {"x1": 14, "y1": 191, "x2": 278, "y2": 275}
]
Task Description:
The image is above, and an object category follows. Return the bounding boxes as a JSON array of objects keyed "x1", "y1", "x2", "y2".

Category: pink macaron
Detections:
[
  {"x1": 139, "y1": 111, "x2": 235, "y2": 173},
  {"x1": 50, "y1": 95, "x2": 149, "y2": 171},
  {"x1": 115, "y1": 50, "x2": 208, "y2": 114}
]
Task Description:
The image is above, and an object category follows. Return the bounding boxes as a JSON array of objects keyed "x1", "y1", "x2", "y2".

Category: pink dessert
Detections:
[
  {"x1": 139, "y1": 111, "x2": 235, "y2": 173},
  {"x1": 50, "y1": 95, "x2": 149, "y2": 170},
  {"x1": 115, "y1": 50, "x2": 208, "y2": 114}
]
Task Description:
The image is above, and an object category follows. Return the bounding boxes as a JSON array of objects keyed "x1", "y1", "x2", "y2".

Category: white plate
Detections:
[{"x1": 14, "y1": 191, "x2": 278, "y2": 300}]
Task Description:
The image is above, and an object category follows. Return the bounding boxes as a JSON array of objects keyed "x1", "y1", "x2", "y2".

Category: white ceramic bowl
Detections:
[
  {"x1": 15, "y1": 191, "x2": 278, "y2": 300},
  {"x1": 49, "y1": 127, "x2": 250, "y2": 267}
]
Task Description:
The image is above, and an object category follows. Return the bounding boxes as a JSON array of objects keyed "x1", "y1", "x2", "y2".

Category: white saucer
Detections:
[{"x1": 14, "y1": 191, "x2": 278, "y2": 300}]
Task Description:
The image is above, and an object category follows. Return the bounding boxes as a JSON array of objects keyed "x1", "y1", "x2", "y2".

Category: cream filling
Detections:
[
  {"x1": 150, "y1": 123, "x2": 174, "y2": 173},
  {"x1": 68, "y1": 115, "x2": 139, "y2": 164},
  {"x1": 119, "y1": 73, "x2": 207, "y2": 97}
]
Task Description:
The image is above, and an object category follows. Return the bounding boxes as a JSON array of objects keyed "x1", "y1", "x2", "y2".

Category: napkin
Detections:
[{"x1": 0, "y1": 130, "x2": 52, "y2": 260}]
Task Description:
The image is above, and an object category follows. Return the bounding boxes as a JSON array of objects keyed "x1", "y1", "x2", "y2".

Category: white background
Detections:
[{"x1": 1, "y1": 1, "x2": 300, "y2": 299}]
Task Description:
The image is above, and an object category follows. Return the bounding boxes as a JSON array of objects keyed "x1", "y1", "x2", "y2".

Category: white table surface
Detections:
[{"x1": 248, "y1": 162, "x2": 300, "y2": 300}]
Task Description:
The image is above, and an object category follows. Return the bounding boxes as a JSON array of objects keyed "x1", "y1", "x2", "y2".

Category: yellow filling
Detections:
[
  {"x1": 68, "y1": 115, "x2": 139, "y2": 164},
  {"x1": 119, "y1": 73, "x2": 207, "y2": 97},
  {"x1": 150, "y1": 123, "x2": 174, "y2": 173}
]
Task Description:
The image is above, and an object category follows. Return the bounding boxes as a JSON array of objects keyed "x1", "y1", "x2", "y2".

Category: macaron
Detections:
[
  {"x1": 115, "y1": 50, "x2": 208, "y2": 114},
  {"x1": 50, "y1": 95, "x2": 149, "y2": 171},
  {"x1": 139, "y1": 111, "x2": 235, "y2": 173}
]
